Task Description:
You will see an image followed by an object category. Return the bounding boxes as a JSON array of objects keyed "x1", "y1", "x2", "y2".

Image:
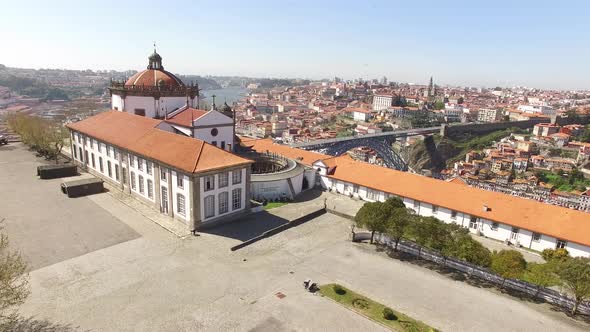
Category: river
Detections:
[{"x1": 201, "y1": 87, "x2": 248, "y2": 106}]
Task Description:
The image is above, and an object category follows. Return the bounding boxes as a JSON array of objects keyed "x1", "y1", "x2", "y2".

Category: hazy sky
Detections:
[{"x1": 2, "y1": 0, "x2": 590, "y2": 90}]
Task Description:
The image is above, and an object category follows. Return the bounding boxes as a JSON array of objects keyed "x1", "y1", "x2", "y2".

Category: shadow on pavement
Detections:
[{"x1": 200, "y1": 211, "x2": 290, "y2": 242}]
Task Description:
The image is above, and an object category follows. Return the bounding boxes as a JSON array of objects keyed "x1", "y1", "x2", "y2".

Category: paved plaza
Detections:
[{"x1": 1, "y1": 143, "x2": 588, "y2": 331}]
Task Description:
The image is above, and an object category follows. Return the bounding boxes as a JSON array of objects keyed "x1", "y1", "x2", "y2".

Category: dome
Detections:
[
  {"x1": 124, "y1": 50, "x2": 185, "y2": 88},
  {"x1": 125, "y1": 69, "x2": 185, "y2": 87}
]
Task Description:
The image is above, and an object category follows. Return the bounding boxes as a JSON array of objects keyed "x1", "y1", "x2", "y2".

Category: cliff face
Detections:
[{"x1": 404, "y1": 136, "x2": 461, "y2": 172}]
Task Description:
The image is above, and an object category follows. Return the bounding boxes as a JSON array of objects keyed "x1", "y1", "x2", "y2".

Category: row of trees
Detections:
[
  {"x1": 355, "y1": 197, "x2": 492, "y2": 267},
  {"x1": 355, "y1": 198, "x2": 590, "y2": 315},
  {"x1": 493, "y1": 248, "x2": 590, "y2": 315},
  {"x1": 5, "y1": 113, "x2": 69, "y2": 163}
]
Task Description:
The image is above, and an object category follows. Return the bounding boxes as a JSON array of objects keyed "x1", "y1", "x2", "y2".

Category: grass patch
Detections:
[
  {"x1": 263, "y1": 202, "x2": 288, "y2": 210},
  {"x1": 319, "y1": 283, "x2": 436, "y2": 332}
]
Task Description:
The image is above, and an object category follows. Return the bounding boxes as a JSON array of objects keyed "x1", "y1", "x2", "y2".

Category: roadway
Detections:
[{"x1": 290, "y1": 126, "x2": 441, "y2": 148}]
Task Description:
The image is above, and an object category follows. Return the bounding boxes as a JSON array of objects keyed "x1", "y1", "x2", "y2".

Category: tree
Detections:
[
  {"x1": 444, "y1": 233, "x2": 492, "y2": 267},
  {"x1": 521, "y1": 262, "x2": 560, "y2": 287},
  {"x1": 433, "y1": 100, "x2": 445, "y2": 110},
  {"x1": 6, "y1": 113, "x2": 68, "y2": 163},
  {"x1": 491, "y1": 250, "x2": 527, "y2": 279},
  {"x1": 354, "y1": 201, "x2": 388, "y2": 243},
  {"x1": 0, "y1": 224, "x2": 29, "y2": 324},
  {"x1": 556, "y1": 257, "x2": 590, "y2": 315},
  {"x1": 385, "y1": 207, "x2": 416, "y2": 251},
  {"x1": 541, "y1": 248, "x2": 570, "y2": 262},
  {"x1": 408, "y1": 216, "x2": 451, "y2": 251}
]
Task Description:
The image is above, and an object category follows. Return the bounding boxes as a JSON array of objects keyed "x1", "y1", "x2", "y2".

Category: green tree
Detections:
[
  {"x1": 408, "y1": 217, "x2": 451, "y2": 251},
  {"x1": 444, "y1": 233, "x2": 492, "y2": 267},
  {"x1": 541, "y1": 248, "x2": 570, "y2": 262},
  {"x1": 385, "y1": 208, "x2": 416, "y2": 251},
  {"x1": 354, "y1": 201, "x2": 388, "y2": 244},
  {"x1": 521, "y1": 262, "x2": 560, "y2": 287},
  {"x1": 0, "y1": 225, "x2": 30, "y2": 323},
  {"x1": 556, "y1": 257, "x2": 590, "y2": 315},
  {"x1": 491, "y1": 250, "x2": 527, "y2": 279},
  {"x1": 433, "y1": 100, "x2": 445, "y2": 110}
]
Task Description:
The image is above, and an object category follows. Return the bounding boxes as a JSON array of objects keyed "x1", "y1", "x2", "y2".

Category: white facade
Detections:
[
  {"x1": 70, "y1": 130, "x2": 249, "y2": 229},
  {"x1": 313, "y1": 160, "x2": 590, "y2": 258},
  {"x1": 477, "y1": 108, "x2": 502, "y2": 123},
  {"x1": 373, "y1": 95, "x2": 393, "y2": 111},
  {"x1": 112, "y1": 94, "x2": 193, "y2": 119},
  {"x1": 517, "y1": 104, "x2": 556, "y2": 116},
  {"x1": 353, "y1": 111, "x2": 371, "y2": 122},
  {"x1": 199, "y1": 168, "x2": 247, "y2": 223}
]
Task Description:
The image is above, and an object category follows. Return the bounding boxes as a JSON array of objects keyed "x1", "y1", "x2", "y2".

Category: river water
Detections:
[{"x1": 201, "y1": 87, "x2": 248, "y2": 106}]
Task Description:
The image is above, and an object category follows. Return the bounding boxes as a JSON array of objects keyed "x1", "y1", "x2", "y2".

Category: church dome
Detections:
[
  {"x1": 124, "y1": 50, "x2": 185, "y2": 88},
  {"x1": 125, "y1": 69, "x2": 184, "y2": 87}
]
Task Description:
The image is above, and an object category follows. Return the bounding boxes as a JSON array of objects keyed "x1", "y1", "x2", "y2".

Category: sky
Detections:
[{"x1": 1, "y1": 0, "x2": 590, "y2": 90}]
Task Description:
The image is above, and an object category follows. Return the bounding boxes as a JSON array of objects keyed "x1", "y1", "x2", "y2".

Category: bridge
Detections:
[{"x1": 291, "y1": 126, "x2": 441, "y2": 171}]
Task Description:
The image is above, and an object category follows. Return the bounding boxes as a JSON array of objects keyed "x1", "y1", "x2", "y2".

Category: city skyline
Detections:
[{"x1": 2, "y1": 0, "x2": 590, "y2": 90}]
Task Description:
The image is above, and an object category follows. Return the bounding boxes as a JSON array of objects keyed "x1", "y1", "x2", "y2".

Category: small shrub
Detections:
[
  {"x1": 352, "y1": 298, "x2": 370, "y2": 310},
  {"x1": 382, "y1": 307, "x2": 397, "y2": 321},
  {"x1": 333, "y1": 284, "x2": 346, "y2": 295}
]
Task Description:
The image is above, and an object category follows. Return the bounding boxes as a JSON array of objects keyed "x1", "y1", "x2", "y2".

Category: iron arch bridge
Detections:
[{"x1": 292, "y1": 127, "x2": 440, "y2": 171}]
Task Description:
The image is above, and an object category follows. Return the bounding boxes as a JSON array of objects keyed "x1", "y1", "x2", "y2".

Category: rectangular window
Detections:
[
  {"x1": 137, "y1": 158, "x2": 143, "y2": 171},
  {"x1": 556, "y1": 239, "x2": 567, "y2": 249},
  {"x1": 204, "y1": 175, "x2": 215, "y2": 191},
  {"x1": 77, "y1": 134, "x2": 81, "y2": 143},
  {"x1": 115, "y1": 164, "x2": 119, "y2": 181},
  {"x1": 98, "y1": 142, "x2": 102, "y2": 153},
  {"x1": 161, "y1": 168, "x2": 167, "y2": 181},
  {"x1": 91, "y1": 153, "x2": 95, "y2": 168},
  {"x1": 451, "y1": 210, "x2": 457, "y2": 219},
  {"x1": 107, "y1": 145, "x2": 111, "y2": 158},
  {"x1": 114, "y1": 148, "x2": 119, "y2": 159},
  {"x1": 212, "y1": 141, "x2": 217, "y2": 147},
  {"x1": 232, "y1": 169, "x2": 242, "y2": 184},
  {"x1": 413, "y1": 200, "x2": 420, "y2": 209},
  {"x1": 532, "y1": 232, "x2": 541, "y2": 242},
  {"x1": 219, "y1": 172, "x2": 229, "y2": 188},
  {"x1": 147, "y1": 179, "x2": 153, "y2": 199},
  {"x1": 177, "y1": 174, "x2": 184, "y2": 189},
  {"x1": 204, "y1": 195, "x2": 215, "y2": 218},
  {"x1": 232, "y1": 188, "x2": 242, "y2": 210},
  {"x1": 219, "y1": 192, "x2": 228, "y2": 214},
  {"x1": 469, "y1": 217, "x2": 478, "y2": 229},
  {"x1": 130, "y1": 171, "x2": 136, "y2": 190},
  {"x1": 432, "y1": 205, "x2": 438, "y2": 214},
  {"x1": 107, "y1": 161, "x2": 112, "y2": 177},
  {"x1": 177, "y1": 194, "x2": 186, "y2": 216},
  {"x1": 79, "y1": 147, "x2": 83, "y2": 162},
  {"x1": 129, "y1": 155, "x2": 134, "y2": 168},
  {"x1": 90, "y1": 139, "x2": 94, "y2": 149},
  {"x1": 221, "y1": 141, "x2": 226, "y2": 150},
  {"x1": 122, "y1": 167, "x2": 127, "y2": 184},
  {"x1": 99, "y1": 157, "x2": 103, "y2": 172},
  {"x1": 84, "y1": 151, "x2": 89, "y2": 165},
  {"x1": 146, "y1": 161, "x2": 152, "y2": 175},
  {"x1": 491, "y1": 222, "x2": 499, "y2": 230},
  {"x1": 138, "y1": 175, "x2": 144, "y2": 194},
  {"x1": 73, "y1": 145, "x2": 78, "y2": 159}
]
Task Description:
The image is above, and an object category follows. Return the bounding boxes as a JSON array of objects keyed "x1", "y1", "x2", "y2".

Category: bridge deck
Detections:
[{"x1": 291, "y1": 126, "x2": 441, "y2": 148}]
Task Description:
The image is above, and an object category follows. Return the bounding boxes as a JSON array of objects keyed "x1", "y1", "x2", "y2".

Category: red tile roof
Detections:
[
  {"x1": 67, "y1": 111, "x2": 252, "y2": 174},
  {"x1": 125, "y1": 69, "x2": 184, "y2": 87},
  {"x1": 165, "y1": 108, "x2": 208, "y2": 127}
]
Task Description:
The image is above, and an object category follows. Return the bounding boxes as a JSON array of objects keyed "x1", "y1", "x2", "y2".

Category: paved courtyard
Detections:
[
  {"x1": 0, "y1": 143, "x2": 140, "y2": 270},
  {"x1": 1, "y1": 143, "x2": 588, "y2": 331}
]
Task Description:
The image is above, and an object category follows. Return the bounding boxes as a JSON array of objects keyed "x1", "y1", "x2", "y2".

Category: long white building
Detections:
[
  {"x1": 68, "y1": 111, "x2": 252, "y2": 230},
  {"x1": 245, "y1": 139, "x2": 590, "y2": 258}
]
